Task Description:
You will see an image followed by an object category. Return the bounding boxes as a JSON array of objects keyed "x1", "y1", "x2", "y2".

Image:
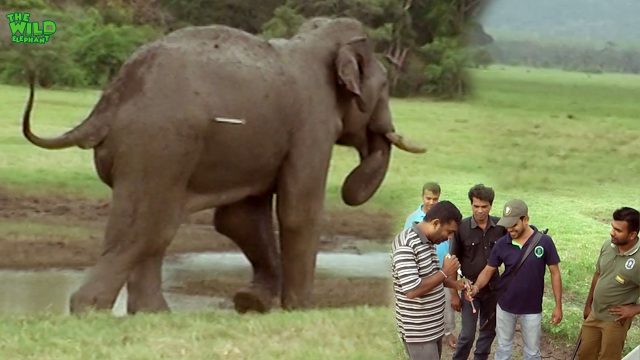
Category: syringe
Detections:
[{"x1": 457, "y1": 269, "x2": 476, "y2": 314}]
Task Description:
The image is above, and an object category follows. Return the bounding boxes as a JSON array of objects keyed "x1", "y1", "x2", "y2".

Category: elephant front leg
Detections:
[
  {"x1": 276, "y1": 149, "x2": 331, "y2": 309},
  {"x1": 278, "y1": 220, "x2": 321, "y2": 309},
  {"x1": 214, "y1": 194, "x2": 281, "y2": 313}
]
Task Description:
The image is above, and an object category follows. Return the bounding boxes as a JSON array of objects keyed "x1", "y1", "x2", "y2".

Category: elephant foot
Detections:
[
  {"x1": 127, "y1": 293, "x2": 170, "y2": 314},
  {"x1": 69, "y1": 287, "x2": 116, "y2": 314},
  {"x1": 281, "y1": 292, "x2": 312, "y2": 310},
  {"x1": 233, "y1": 286, "x2": 277, "y2": 314}
]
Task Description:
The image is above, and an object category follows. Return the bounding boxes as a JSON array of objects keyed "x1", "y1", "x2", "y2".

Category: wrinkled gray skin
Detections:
[{"x1": 22, "y1": 18, "x2": 424, "y2": 314}]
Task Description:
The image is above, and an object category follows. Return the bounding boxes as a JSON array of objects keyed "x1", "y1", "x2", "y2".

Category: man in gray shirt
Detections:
[{"x1": 392, "y1": 201, "x2": 467, "y2": 359}]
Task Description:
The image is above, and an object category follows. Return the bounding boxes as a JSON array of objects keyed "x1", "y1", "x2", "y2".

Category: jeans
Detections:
[
  {"x1": 452, "y1": 289, "x2": 497, "y2": 360},
  {"x1": 495, "y1": 304, "x2": 542, "y2": 360}
]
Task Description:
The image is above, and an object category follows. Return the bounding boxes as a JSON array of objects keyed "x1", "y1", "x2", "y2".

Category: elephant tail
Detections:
[{"x1": 22, "y1": 72, "x2": 108, "y2": 150}]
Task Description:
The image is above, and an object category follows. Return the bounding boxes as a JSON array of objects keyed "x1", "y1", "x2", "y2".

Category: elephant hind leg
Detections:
[
  {"x1": 125, "y1": 191, "x2": 186, "y2": 314},
  {"x1": 126, "y1": 254, "x2": 170, "y2": 314},
  {"x1": 214, "y1": 194, "x2": 281, "y2": 313},
  {"x1": 70, "y1": 184, "x2": 186, "y2": 314}
]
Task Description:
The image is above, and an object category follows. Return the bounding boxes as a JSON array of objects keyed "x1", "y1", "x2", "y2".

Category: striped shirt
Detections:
[{"x1": 391, "y1": 225, "x2": 445, "y2": 343}]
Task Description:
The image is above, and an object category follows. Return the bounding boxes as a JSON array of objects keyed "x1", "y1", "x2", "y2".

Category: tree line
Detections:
[
  {"x1": 0, "y1": 0, "x2": 491, "y2": 98},
  {"x1": 488, "y1": 39, "x2": 640, "y2": 75}
]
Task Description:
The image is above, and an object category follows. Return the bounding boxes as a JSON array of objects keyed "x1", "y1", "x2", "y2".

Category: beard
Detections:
[
  {"x1": 611, "y1": 237, "x2": 627, "y2": 245},
  {"x1": 510, "y1": 228, "x2": 524, "y2": 239}
]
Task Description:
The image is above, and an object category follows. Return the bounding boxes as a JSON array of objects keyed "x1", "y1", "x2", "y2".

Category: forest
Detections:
[
  {"x1": 1, "y1": 0, "x2": 638, "y2": 97},
  {"x1": 0, "y1": 0, "x2": 493, "y2": 97}
]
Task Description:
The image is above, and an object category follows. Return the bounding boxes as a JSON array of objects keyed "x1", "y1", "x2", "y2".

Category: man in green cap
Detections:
[
  {"x1": 469, "y1": 199, "x2": 563, "y2": 360},
  {"x1": 577, "y1": 207, "x2": 640, "y2": 360}
]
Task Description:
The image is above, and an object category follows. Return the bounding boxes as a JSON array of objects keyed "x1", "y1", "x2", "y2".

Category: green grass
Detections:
[
  {"x1": 0, "y1": 84, "x2": 106, "y2": 197},
  {"x1": 0, "y1": 218, "x2": 96, "y2": 242},
  {"x1": 1, "y1": 65, "x2": 639, "y2": 357},
  {"x1": 0, "y1": 307, "x2": 406, "y2": 360}
]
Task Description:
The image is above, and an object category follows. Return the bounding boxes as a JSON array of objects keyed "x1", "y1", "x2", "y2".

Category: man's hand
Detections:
[
  {"x1": 551, "y1": 305, "x2": 562, "y2": 325},
  {"x1": 450, "y1": 279, "x2": 467, "y2": 291},
  {"x1": 450, "y1": 291, "x2": 462, "y2": 312},
  {"x1": 461, "y1": 280, "x2": 475, "y2": 305},
  {"x1": 609, "y1": 304, "x2": 638, "y2": 323},
  {"x1": 469, "y1": 284, "x2": 480, "y2": 298},
  {"x1": 442, "y1": 255, "x2": 460, "y2": 278}
]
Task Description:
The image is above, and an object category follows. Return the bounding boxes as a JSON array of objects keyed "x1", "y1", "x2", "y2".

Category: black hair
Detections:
[
  {"x1": 422, "y1": 182, "x2": 441, "y2": 195},
  {"x1": 613, "y1": 207, "x2": 639, "y2": 234},
  {"x1": 468, "y1": 184, "x2": 495, "y2": 205},
  {"x1": 423, "y1": 200, "x2": 462, "y2": 225}
]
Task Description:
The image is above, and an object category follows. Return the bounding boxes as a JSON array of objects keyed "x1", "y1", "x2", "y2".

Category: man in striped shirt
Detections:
[{"x1": 392, "y1": 201, "x2": 466, "y2": 359}]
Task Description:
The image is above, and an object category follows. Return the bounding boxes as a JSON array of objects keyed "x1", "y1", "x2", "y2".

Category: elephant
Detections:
[{"x1": 22, "y1": 17, "x2": 424, "y2": 314}]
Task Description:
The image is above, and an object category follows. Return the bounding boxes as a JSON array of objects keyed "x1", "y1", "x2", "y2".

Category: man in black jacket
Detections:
[{"x1": 450, "y1": 184, "x2": 506, "y2": 360}]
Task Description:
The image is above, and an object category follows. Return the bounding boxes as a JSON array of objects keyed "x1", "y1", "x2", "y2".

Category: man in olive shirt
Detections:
[
  {"x1": 450, "y1": 184, "x2": 506, "y2": 360},
  {"x1": 578, "y1": 207, "x2": 640, "y2": 360}
]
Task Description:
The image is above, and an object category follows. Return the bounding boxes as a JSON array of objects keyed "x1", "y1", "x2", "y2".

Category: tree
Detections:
[
  {"x1": 0, "y1": 0, "x2": 495, "y2": 95},
  {"x1": 159, "y1": 0, "x2": 282, "y2": 33},
  {"x1": 267, "y1": 0, "x2": 492, "y2": 97},
  {"x1": 261, "y1": 4, "x2": 305, "y2": 39}
]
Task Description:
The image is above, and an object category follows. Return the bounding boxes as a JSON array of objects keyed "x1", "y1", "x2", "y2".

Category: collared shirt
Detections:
[
  {"x1": 488, "y1": 230, "x2": 560, "y2": 314},
  {"x1": 592, "y1": 238, "x2": 640, "y2": 321},
  {"x1": 449, "y1": 215, "x2": 506, "y2": 282},
  {"x1": 404, "y1": 204, "x2": 449, "y2": 265},
  {"x1": 392, "y1": 225, "x2": 445, "y2": 343}
]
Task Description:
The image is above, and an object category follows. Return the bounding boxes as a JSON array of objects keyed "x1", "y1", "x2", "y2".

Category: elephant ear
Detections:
[{"x1": 335, "y1": 37, "x2": 371, "y2": 113}]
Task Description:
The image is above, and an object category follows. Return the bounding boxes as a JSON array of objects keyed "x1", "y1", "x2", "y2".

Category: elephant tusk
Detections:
[
  {"x1": 385, "y1": 132, "x2": 426, "y2": 153},
  {"x1": 214, "y1": 117, "x2": 246, "y2": 125}
]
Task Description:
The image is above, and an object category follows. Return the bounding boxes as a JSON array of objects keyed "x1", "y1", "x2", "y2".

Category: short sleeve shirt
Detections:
[
  {"x1": 488, "y1": 230, "x2": 560, "y2": 314},
  {"x1": 391, "y1": 226, "x2": 445, "y2": 342},
  {"x1": 592, "y1": 239, "x2": 640, "y2": 321}
]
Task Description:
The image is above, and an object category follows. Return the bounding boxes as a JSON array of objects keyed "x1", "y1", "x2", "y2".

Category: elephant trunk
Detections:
[
  {"x1": 341, "y1": 97, "x2": 426, "y2": 206},
  {"x1": 341, "y1": 132, "x2": 390, "y2": 206}
]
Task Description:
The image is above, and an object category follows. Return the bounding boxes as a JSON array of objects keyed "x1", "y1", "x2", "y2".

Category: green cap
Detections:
[{"x1": 497, "y1": 199, "x2": 528, "y2": 228}]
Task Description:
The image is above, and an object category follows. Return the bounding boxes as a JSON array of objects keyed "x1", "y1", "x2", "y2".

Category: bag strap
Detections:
[
  {"x1": 479, "y1": 231, "x2": 546, "y2": 331},
  {"x1": 513, "y1": 231, "x2": 544, "y2": 275},
  {"x1": 498, "y1": 231, "x2": 544, "y2": 296}
]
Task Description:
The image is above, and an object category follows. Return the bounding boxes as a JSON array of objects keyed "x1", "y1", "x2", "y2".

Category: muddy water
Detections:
[
  {"x1": 0, "y1": 270, "x2": 227, "y2": 316},
  {"x1": 167, "y1": 252, "x2": 391, "y2": 280},
  {"x1": 0, "y1": 252, "x2": 390, "y2": 315}
]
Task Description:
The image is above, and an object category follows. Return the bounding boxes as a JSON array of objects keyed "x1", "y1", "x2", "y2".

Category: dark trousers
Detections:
[
  {"x1": 404, "y1": 338, "x2": 442, "y2": 360},
  {"x1": 452, "y1": 290, "x2": 497, "y2": 360}
]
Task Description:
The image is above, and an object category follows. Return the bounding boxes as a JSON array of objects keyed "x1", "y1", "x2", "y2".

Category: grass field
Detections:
[
  {"x1": 0, "y1": 307, "x2": 404, "y2": 360},
  {"x1": 1, "y1": 65, "x2": 639, "y2": 358}
]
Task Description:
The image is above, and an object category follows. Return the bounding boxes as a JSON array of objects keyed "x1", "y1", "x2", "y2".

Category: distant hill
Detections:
[{"x1": 480, "y1": 0, "x2": 640, "y2": 45}]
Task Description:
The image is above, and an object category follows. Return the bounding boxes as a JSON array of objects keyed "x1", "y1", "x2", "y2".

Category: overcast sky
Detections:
[{"x1": 481, "y1": 0, "x2": 640, "y2": 44}]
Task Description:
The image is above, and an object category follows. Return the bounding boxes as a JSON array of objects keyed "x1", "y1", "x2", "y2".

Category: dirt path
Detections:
[
  {"x1": 0, "y1": 190, "x2": 394, "y2": 268},
  {"x1": 438, "y1": 327, "x2": 576, "y2": 360}
]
